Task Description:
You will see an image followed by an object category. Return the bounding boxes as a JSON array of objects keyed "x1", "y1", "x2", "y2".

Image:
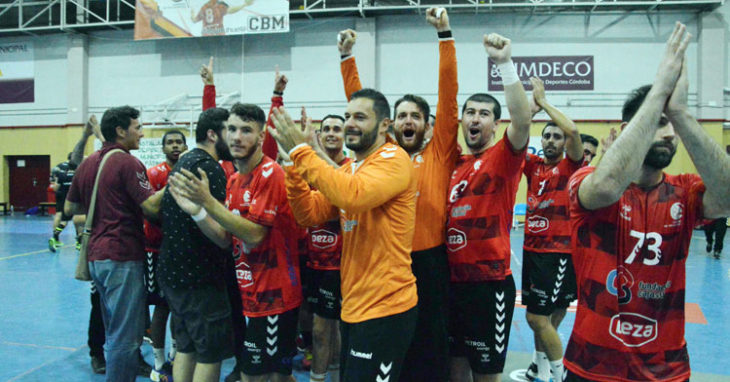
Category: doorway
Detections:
[{"x1": 7, "y1": 155, "x2": 50, "y2": 211}]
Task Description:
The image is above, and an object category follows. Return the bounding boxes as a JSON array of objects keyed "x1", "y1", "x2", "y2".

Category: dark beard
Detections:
[
  {"x1": 643, "y1": 142, "x2": 676, "y2": 169},
  {"x1": 215, "y1": 132, "x2": 233, "y2": 161},
  {"x1": 543, "y1": 148, "x2": 561, "y2": 161},
  {"x1": 345, "y1": 126, "x2": 379, "y2": 152}
]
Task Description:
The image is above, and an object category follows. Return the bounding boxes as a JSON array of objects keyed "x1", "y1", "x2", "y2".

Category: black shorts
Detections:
[
  {"x1": 162, "y1": 283, "x2": 234, "y2": 363},
  {"x1": 307, "y1": 268, "x2": 341, "y2": 320},
  {"x1": 522, "y1": 251, "x2": 577, "y2": 315},
  {"x1": 340, "y1": 306, "x2": 417, "y2": 382},
  {"x1": 144, "y1": 251, "x2": 166, "y2": 306},
  {"x1": 449, "y1": 276, "x2": 516, "y2": 375},
  {"x1": 242, "y1": 308, "x2": 299, "y2": 376}
]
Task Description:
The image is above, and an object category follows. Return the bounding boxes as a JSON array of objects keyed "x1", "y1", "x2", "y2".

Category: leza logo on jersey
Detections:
[
  {"x1": 310, "y1": 229, "x2": 337, "y2": 250},
  {"x1": 609, "y1": 312, "x2": 658, "y2": 347},
  {"x1": 446, "y1": 228, "x2": 467, "y2": 251},
  {"x1": 235, "y1": 262, "x2": 254, "y2": 288},
  {"x1": 526, "y1": 216, "x2": 549, "y2": 233}
]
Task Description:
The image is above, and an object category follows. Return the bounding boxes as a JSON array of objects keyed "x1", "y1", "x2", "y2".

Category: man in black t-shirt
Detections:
[
  {"x1": 158, "y1": 107, "x2": 234, "y2": 382},
  {"x1": 48, "y1": 153, "x2": 78, "y2": 252}
]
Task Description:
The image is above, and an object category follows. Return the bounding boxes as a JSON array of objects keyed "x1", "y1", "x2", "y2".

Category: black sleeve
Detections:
[{"x1": 198, "y1": 159, "x2": 227, "y2": 202}]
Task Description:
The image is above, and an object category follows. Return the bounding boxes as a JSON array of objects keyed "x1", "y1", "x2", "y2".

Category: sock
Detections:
[
  {"x1": 536, "y1": 351, "x2": 550, "y2": 380},
  {"x1": 153, "y1": 348, "x2": 165, "y2": 369},
  {"x1": 532, "y1": 350, "x2": 539, "y2": 366},
  {"x1": 309, "y1": 371, "x2": 326, "y2": 382},
  {"x1": 328, "y1": 364, "x2": 340, "y2": 382},
  {"x1": 169, "y1": 339, "x2": 177, "y2": 361},
  {"x1": 53, "y1": 225, "x2": 64, "y2": 240},
  {"x1": 549, "y1": 358, "x2": 564, "y2": 381}
]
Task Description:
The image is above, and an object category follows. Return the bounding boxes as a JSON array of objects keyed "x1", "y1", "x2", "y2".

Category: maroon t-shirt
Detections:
[{"x1": 67, "y1": 143, "x2": 154, "y2": 262}]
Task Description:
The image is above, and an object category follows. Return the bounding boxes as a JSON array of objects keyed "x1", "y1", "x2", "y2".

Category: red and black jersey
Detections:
[
  {"x1": 144, "y1": 162, "x2": 171, "y2": 251},
  {"x1": 445, "y1": 133, "x2": 526, "y2": 282},
  {"x1": 522, "y1": 154, "x2": 582, "y2": 253},
  {"x1": 306, "y1": 157, "x2": 352, "y2": 270},
  {"x1": 565, "y1": 166, "x2": 705, "y2": 382},
  {"x1": 226, "y1": 156, "x2": 302, "y2": 317}
]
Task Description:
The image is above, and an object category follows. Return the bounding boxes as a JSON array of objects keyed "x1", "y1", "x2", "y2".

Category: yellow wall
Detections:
[{"x1": 0, "y1": 126, "x2": 190, "y2": 204}]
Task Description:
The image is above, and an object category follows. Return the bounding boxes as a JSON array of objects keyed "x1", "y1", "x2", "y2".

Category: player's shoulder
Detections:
[{"x1": 256, "y1": 156, "x2": 285, "y2": 182}]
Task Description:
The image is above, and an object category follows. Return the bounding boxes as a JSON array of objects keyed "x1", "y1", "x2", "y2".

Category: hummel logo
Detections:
[
  {"x1": 266, "y1": 346, "x2": 278, "y2": 356},
  {"x1": 267, "y1": 315, "x2": 279, "y2": 324},
  {"x1": 350, "y1": 349, "x2": 372, "y2": 359}
]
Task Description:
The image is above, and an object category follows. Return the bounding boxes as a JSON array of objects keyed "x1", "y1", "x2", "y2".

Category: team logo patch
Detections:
[
  {"x1": 606, "y1": 266, "x2": 634, "y2": 305},
  {"x1": 310, "y1": 229, "x2": 337, "y2": 250},
  {"x1": 235, "y1": 261, "x2": 254, "y2": 288},
  {"x1": 670, "y1": 202, "x2": 683, "y2": 221},
  {"x1": 446, "y1": 228, "x2": 467, "y2": 252},
  {"x1": 609, "y1": 312, "x2": 658, "y2": 347},
  {"x1": 243, "y1": 190, "x2": 251, "y2": 204},
  {"x1": 526, "y1": 215, "x2": 549, "y2": 233}
]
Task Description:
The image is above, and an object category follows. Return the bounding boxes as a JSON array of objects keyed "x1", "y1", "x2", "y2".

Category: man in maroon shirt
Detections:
[{"x1": 66, "y1": 106, "x2": 164, "y2": 382}]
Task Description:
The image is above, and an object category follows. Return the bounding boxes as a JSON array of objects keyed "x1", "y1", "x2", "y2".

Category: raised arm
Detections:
[
  {"x1": 531, "y1": 77, "x2": 582, "y2": 162},
  {"x1": 485, "y1": 34, "x2": 531, "y2": 151},
  {"x1": 338, "y1": 29, "x2": 363, "y2": 101},
  {"x1": 666, "y1": 63, "x2": 730, "y2": 218},
  {"x1": 201, "y1": 57, "x2": 216, "y2": 111},
  {"x1": 285, "y1": 166, "x2": 339, "y2": 227},
  {"x1": 426, "y1": 7, "x2": 460, "y2": 161},
  {"x1": 70, "y1": 115, "x2": 98, "y2": 166},
  {"x1": 578, "y1": 22, "x2": 690, "y2": 211},
  {"x1": 263, "y1": 66, "x2": 287, "y2": 159},
  {"x1": 227, "y1": 0, "x2": 253, "y2": 14}
]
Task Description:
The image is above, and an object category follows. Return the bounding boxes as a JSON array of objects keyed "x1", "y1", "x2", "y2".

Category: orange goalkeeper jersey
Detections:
[
  {"x1": 340, "y1": 39, "x2": 459, "y2": 252},
  {"x1": 285, "y1": 143, "x2": 418, "y2": 323}
]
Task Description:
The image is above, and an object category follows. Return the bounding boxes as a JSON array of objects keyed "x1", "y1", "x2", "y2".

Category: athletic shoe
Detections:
[
  {"x1": 76, "y1": 241, "x2": 82, "y2": 251},
  {"x1": 150, "y1": 361, "x2": 174, "y2": 382},
  {"x1": 714, "y1": 250, "x2": 721, "y2": 259},
  {"x1": 48, "y1": 238, "x2": 62, "y2": 252},
  {"x1": 138, "y1": 356, "x2": 153, "y2": 377},
  {"x1": 90, "y1": 355, "x2": 106, "y2": 374},
  {"x1": 224, "y1": 368, "x2": 241, "y2": 382},
  {"x1": 707, "y1": 243, "x2": 713, "y2": 253},
  {"x1": 525, "y1": 362, "x2": 538, "y2": 381}
]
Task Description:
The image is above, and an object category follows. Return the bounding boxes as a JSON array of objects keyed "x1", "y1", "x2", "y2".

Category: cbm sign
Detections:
[
  {"x1": 488, "y1": 56, "x2": 594, "y2": 91},
  {"x1": 247, "y1": 14, "x2": 288, "y2": 33}
]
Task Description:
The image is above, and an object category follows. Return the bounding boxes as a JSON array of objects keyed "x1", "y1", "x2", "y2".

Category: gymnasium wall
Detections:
[{"x1": 0, "y1": 6, "x2": 728, "y2": 205}]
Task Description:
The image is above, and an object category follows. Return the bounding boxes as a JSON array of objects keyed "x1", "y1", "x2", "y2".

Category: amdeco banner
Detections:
[
  {"x1": 134, "y1": 0, "x2": 289, "y2": 40},
  {"x1": 0, "y1": 42, "x2": 34, "y2": 104},
  {"x1": 488, "y1": 56, "x2": 594, "y2": 91}
]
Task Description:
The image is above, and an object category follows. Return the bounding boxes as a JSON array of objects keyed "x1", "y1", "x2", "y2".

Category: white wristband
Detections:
[
  {"x1": 497, "y1": 60, "x2": 519, "y2": 86},
  {"x1": 191, "y1": 208, "x2": 207, "y2": 222}
]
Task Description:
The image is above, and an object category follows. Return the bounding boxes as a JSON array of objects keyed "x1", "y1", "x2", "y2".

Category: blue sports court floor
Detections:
[{"x1": 1, "y1": 214, "x2": 729, "y2": 381}]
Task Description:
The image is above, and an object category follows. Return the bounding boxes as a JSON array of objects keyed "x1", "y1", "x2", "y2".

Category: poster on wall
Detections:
[
  {"x1": 488, "y1": 56, "x2": 594, "y2": 91},
  {"x1": 0, "y1": 42, "x2": 34, "y2": 104},
  {"x1": 94, "y1": 136, "x2": 189, "y2": 169},
  {"x1": 134, "y1": 0, "x2": 289, "y2": 40}
]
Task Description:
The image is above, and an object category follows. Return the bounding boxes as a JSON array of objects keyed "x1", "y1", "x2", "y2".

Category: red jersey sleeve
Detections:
[
  {"x1": 203, "y1": 84, "x2": 216, "y2": 110},
  {"x1": 262, "y1": 95, "x2": 283, "y2": 160}
]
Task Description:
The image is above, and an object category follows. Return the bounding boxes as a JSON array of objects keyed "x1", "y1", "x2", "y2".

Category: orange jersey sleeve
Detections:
[
  {"x1": 290, "y1": 145, "x2": 413, "y2": 214},
  {"x1": 284, "y1": 165, "x2": 339, "y2": 228},
  {"x1": 431, "y1": 39, "x2": 460, "y2": 162},
  {"x1": 340, "y1": 56, "x2": 363, "y2": 101}
]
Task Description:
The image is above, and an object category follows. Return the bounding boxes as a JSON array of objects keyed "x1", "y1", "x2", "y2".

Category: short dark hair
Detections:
[
  {"x1": 162, "y1": 129, "x2": 186, "y2": 145},
  {"x1": 320, "y1": 114, "x2": 345, "y2": 124},
  {"x1": 622, "y1": 84, "x2": 652, "y2": 123},
  {"x1": 394, "y1": 94, "x2": 430, "y2": 123},
  {"x1": 230, "y1": 103, "x2": 266, "y2": 130},
  {"x1": 350, "y1": 88, "x2": 391, "y2": 126},
  {"x1": 100, "y1": 106, "x2": 140, "y2": 142},
  {"x1": 580, "y1": 133, "x2": 598, "y2": 147},
  {"x1": 461, "y1": 93, "x2": 502, "y2": 121},
  {"x1": 196, "y1": 107, "x2": 229, "y2": 143},
  {"x1": 541, "y1": 121, "x2": 559, "y2": 136}
]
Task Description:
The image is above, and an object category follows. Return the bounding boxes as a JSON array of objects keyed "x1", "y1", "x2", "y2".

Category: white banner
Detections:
[
  {"x1": 0, "y1": 42, "x2": 34, "y2": 103},
  {"x1": 135, "y1": 0, "x2": 289, "y2": 40}
]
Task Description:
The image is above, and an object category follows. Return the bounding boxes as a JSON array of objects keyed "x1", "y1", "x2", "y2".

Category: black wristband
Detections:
[
  {"x1": 437, "y1": 30, "x2": 453, "y2": 39},
  {"x1": 341, "y1": 54, "x2": 352, "y2": 60},
  {"x1": 273, "y1": 90, "x2": 283, "y2": 96}
]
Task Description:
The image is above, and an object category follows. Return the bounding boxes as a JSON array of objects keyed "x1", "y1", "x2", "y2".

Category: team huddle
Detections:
[{"x1": 63, "y1": 8, "x2": 730, "y2": 382}]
